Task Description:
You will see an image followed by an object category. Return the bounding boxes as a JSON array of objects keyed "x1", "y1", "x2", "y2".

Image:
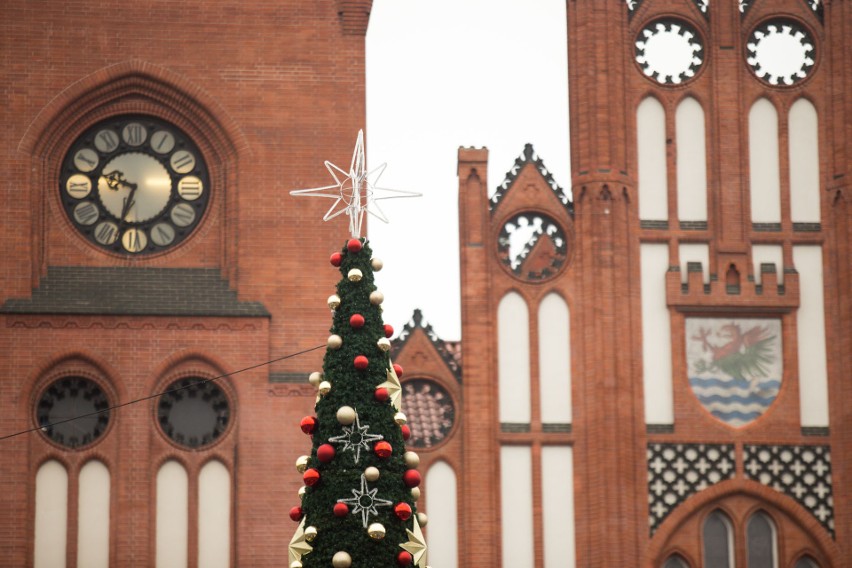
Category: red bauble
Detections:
[
  {"x1": 393, "y1": 363, "x2": 404, "y2": 378},
  {"x1": 347, "y1": 238, "x2": 362, "y2": 253},
  {"x1": 300, "y1": 416, "x2": 317, "y2": 435},
  {"x1": 374, "y1": 441, "x2": 392, "y2": 458},
  {"x1": 330, "y1": 252, "x2": 343, "y2": 267},
  {"x1": 317, "y1": 444, "x2": 336, "y2": 463},
  {"x1": 303, "y1": 468, "x2": 321, "y2": 487},
  {"x1": 396, "y1": 551, "x2": 413, "y2": 566},
  {"x1": 354, "y1": 355, "x2": 369, "y2": 370},
  {"x1": 402, "y1": 469, "x2": 421, "y2": 488},
  {"x1": 374, "y1": 387, "x2": 389, "y2": 402},
  {"x1": 289, "y1": 506, "x2": 303, "y2": 521},
  {"x1": 394, "y1": 502, "x2": 412, "y2": 521},
  {"x1": 350, "y1": 314, "x2": 365, "y2": 329},
  {"x1": 384, "y1": 324, "x2": 394, "y2": 338},
  {"x1": 333, "y1": 502, "x2": 350, "y2": 517},
  {"x1": 401, "y1": 424, "x2": 411, "y2": 441}
]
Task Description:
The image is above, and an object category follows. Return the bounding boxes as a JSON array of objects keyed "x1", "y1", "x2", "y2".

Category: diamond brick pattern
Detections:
[
  {"x1": 647, "y1": 443, "x2": 735, "y2": 533},
  {"x1": 744, "y1": 445, "x2": 834, "y2": 536}
]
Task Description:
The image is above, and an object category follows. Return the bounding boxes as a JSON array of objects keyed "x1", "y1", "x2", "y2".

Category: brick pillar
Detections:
[
  {"x1": 456, "y1": 147, "x2": 500, "y2": 564},
  {"x1": 567, "y1": 2, "x2": 644, "y2": 565}
]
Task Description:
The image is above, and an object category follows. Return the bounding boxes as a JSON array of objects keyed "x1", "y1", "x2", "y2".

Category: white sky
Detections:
[{"x1": 365, "y1": 0, "x2": 570, "y2": 340}]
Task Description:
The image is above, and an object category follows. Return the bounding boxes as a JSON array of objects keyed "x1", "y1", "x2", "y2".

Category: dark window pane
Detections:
[
  {"x1": 703, "y1": 511, "x2": 732, "y2": 568},
  {"x1": 747, "y1": 512, "x2": 776, "y2": 568},
  {"x1": 663, "y1": 554, "x2": 689, "y2": 568},
  {"x1": 795, "y1": 557, "x2": 819, "y2": 568}
]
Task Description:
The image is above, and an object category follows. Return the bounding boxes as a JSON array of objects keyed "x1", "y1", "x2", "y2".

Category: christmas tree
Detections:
[{"x1": 288, "y1": 133, "x2": 427, "y2": 568}]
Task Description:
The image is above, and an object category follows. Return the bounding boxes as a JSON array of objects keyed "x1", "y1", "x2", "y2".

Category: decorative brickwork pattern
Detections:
[
  {"x1": 744, "y1": 445, "x2": 834, "y2": 536},
  {"x1": 489, "y1": 144, "x2": 571, "y2": 214},
  {"x1": 401, "y1": 378, "x2": 456, "y2": 448},
  {"x1": 647, "y1": 443, "x2": 735, "y2": 533},
  {"x1": 392, "y1": 309, "x2": 462, "y2": 380}
]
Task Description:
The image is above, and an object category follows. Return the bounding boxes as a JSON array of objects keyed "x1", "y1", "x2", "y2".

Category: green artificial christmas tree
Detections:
[
  {"x1": 287, "y1": 131, "x2": 427, "y2": 568},
  {"x1": 289, "y1": 237, "x2": 428, "y2": 568}
]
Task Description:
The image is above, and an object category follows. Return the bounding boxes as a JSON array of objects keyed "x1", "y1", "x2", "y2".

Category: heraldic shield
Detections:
[{"x1": 686, "y1": 318, "x2": 782, "y2": 427}]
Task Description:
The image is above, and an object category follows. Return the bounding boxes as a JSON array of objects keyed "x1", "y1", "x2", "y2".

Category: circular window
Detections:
[
  {"x1": 746, "y1": 19, "x2": 815, "y2": 86},
  {"x1": 36, "y1": 377, "x2": 111, "y2": 449},
  {"x1": 157, "y1": 378, "x2": 231, "y2": 449},
  {"x1": 635, "y1": 19, "x2": 705, "y2": 85},
  {"x1": 401, "y1": 379, "x2": 455, "y2": 449},
  {"x1": 497, "y1": 211, "x2": 569, "y2": 281}
]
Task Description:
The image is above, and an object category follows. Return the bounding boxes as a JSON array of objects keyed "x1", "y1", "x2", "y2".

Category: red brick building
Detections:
[{"x1": 1, "y1": 1, "x2": 850, "y2": 567}]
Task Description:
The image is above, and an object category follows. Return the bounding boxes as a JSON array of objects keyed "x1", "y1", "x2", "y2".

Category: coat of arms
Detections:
[{"x1": 685, "y1": 318, "x2": 782, "y2": 427}]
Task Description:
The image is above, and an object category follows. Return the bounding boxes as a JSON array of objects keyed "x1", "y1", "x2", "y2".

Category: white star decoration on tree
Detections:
[
  {"x1": 290, "y1": 130, "x2": 420, "y2": 238},
  {"x1": 337, "y1": 474, "x2": 393, "y2": 528},
  {"x1": 328, "y1": 409, "x2": 384, "y2": 463},
  {"x1": 288, "y1": 519, "x2": 313, "y2": 564},
  {"x1": 399, "y1": 516, "x2": 428, "y2": 566}
]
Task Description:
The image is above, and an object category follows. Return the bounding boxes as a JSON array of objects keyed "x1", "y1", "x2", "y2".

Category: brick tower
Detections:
[
  {"x1": 395, "y1": 0, "x2": 851, "y2": 567},
  {"x1": 0, "y1": 1, "x2": 372, "y2": 566}
]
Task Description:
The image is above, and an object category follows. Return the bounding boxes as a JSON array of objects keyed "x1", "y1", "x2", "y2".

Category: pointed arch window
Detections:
[
  {"x1": 497, "y1": 292, "x2": 531, "y2": 423},
  {"x1": 748, "y1": 98, "x2": 781, "y2": 225},
  {"x1": 703, "y1": 510, "x2": 734, "y2": 568},
  {"x1": 637, "y1": 97, "x2": 668, "y2": 221},
  {"x1": 747, "y1": 511, "x2": 777, "y2": 567}
]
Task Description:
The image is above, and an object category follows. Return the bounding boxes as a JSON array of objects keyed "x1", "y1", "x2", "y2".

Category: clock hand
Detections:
[{"x1": 118, "y1": 181, "x2": 139, "y2": 222}]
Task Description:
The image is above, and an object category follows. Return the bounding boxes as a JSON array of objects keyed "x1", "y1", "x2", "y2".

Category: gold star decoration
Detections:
[
  {"x1": 289, "y1": 130, "x2": 420, "y2": 238},
  {"x1": 288, "y1": 518, "x2": 313, "y2": 565},
  {"x1": 399, "y1": 515, "x2": 428, "y2": 566},
  {"x1": 377, "y1": 364, "x2": 403, "y2": 411}
]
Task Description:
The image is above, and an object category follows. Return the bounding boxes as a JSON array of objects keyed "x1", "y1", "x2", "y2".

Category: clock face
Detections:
[
  {"x1": 36, "y1": 377, "x2": 111, "y2": 449},
  {"x1": 157, "y1": 378, "x2": 231, "y2": 449},
  {"x1": 60, "y1": 116, "x2": 210, "y2": 255}
]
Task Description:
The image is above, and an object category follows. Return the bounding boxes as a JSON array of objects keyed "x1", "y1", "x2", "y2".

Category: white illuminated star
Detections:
[
  {"x1": 337, "y1": 474, "x2": 393, "y2": 528},
  {"x1": 328, "y1": 409, "x2": 384, "y2": 464},
  {"x1": 289, "y1": 130, "x2": 421, "y2": 238}
]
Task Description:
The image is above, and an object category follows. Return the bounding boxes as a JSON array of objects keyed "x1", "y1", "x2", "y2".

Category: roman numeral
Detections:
[
  {"x1": 125, "y1": 124, "x2": 144, "y2": 145},
  {"x1": 74, "y1": 202, "x2": 99, "y2": 225},
  {"x1": 94, "y1": 223, "x2": 117, "y2": 244},
  {"x1": 97, "y1": 130, "x2": 118, "y2": 151}
]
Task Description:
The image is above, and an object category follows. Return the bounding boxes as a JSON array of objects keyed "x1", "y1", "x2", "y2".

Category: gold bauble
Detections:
[
  {"x1": 371, "y1": 257, "x2": 383, "y2": 271},
  {"x1": 364, "y1": 466, "x2": 380, "y2": 482},
  {"x1": 327, "y1": 334, "x2": 343, "y2": 349},
  {"x1": 336, "y1": 406, "x2": 356, "y2": 425},
  {"x1": 290, "y1": 561, "x2": 302, "y2": 568},
  {"x1": 332, "y1": 551, "x2": 352, "y2": 568},
  {"x1": 367, "y1": 522, "x2": 386, "y2": 540},
  {"x1": 410, "y1": 487, "x2": 421, "y2": 501},
  {"x1": 327, "y1": 294, "x2": 341, "y2": 310},
  {"x1": 295, "y1": 455, "x2": 309, "y2": 474},
  {"x1": 403, "y1": 451, "x2": 420, "y2": 468},
  {"x1": 377, "y1": 337, "x2": 391, "y2": 352},
  {"x1": 304, "y1": 526, "x2": 318, "y2": 542},
  {"x1": 369, "y1": 290, "x2": 384, "y2": 305},
  {"x1": 298, "y1": 486, "x2": 306, "y2": 497},
  {"x1": 394, "y1": 411, "x2": 407, "y2": 425},
  {"x1": 417, "y1": 512, "x2": 428, "y2": 527},
  {"x1": 318, "y1": 381, "x2": 332, "y2": 395},
  {"x1": 347, "y1": 268, "x2": 363, "y2": 282},
  {"x1": 308, "y1": 371, "x2": 323, "y2": 387}
]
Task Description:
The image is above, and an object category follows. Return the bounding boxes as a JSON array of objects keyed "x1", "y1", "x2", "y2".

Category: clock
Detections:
[
  {"x1": 496, "y1": 211, "x2": 570, "y2": 281},
  {"x1": 36, "y1": 376, "x2": 111, "y2": 449},
  {"x1": 157, "y1": 378, "x2": 231, "y2": 449},
  {"x1": 59, "y1": 115, "x2": 210, "y2": 255}
]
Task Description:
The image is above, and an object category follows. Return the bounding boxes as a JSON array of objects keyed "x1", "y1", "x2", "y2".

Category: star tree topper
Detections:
[{"x1": 290, "y1": 130, "x2": 420, "y2": 238}]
